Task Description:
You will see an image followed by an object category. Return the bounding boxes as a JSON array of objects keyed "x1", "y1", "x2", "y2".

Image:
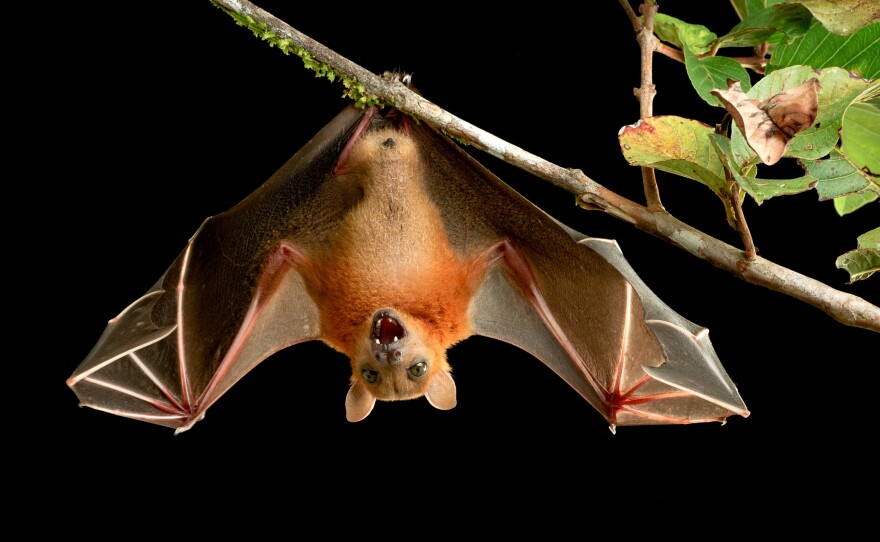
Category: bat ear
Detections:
[
  {"x1": 345, "y1": 380, "x2": 376, "y2": 422},
  {"x1": 425, "y1": 370, "x2": 457, "y2": 411}
]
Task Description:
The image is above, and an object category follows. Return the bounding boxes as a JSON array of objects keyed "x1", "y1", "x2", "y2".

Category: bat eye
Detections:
[
  {"x1": 408, "y1": 360, "x2": 428, "y2": 378},
  {"x1": 362, "y1": 369, "x2": 378, "y2": 384}
]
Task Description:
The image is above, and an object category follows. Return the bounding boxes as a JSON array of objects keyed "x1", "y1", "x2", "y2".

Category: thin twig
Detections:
[
  {"x1": 655, "y1": 42, "x2": 685, "y2": 62},
  {"x1": 730, "y1": 184, "x2": 757, "y2": 261},
  {"x1": 654, "y1": 36, "x2": 767, "y2": 73},
  {"x1": 210, "y1": 0, "x2": 880, "y2": 333},
  {"x1": 716, "y1": 116, "x2": 757, "y2": 262},
  {"x1": 617, "y1": 0, "x2": 641, "y2": 30},
  {"x1": 654, "y1": 42, "x2": 766, "y2": 72},
  {"x1": 632, "y1": 1, "x2": 664, "y2": 210}
]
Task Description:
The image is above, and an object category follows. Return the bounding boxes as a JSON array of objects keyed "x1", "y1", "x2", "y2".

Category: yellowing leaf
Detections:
[
  {"x1": 619, "y1": 117, "x2": 739, "y2": 225},
  {"x1": 619, "y1": 116, "x2": 726, "y2": 193}
]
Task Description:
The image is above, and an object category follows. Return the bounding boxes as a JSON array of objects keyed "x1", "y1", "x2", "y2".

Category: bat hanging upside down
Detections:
[{"x1": 67, "y1": 92, "x2": 749, "y2": 433}]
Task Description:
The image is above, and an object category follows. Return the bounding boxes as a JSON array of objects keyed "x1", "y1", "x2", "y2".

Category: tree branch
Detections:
[{"x1": 211, "y1": 0, "x2": 880, "y2": 333}]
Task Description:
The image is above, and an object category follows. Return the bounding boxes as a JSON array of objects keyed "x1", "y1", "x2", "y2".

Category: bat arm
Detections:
[
  {"x1": 174, "y1": 235, "x2": 199, "y2": 410},
  {"x1": 490, "y1": 240, "x2": 608, "y2": 403},
  {"x1": 194, "y1": 240, "x2": 309, "y2": 414},
  {"x1": 192, "y1": 286, "x2": 264, "y2": 413}
]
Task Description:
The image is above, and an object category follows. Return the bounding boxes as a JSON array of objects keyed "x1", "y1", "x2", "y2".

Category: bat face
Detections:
[
  {"x1": 353, "y1": 309, "x2": 451, "y2": 401},
  {"x1": 344, "y1": 309, "x2": 459, "y2": 422}
]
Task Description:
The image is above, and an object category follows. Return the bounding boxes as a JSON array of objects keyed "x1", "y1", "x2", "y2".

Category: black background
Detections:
[{"x1": 35, "y1": 0, "x2": 876, "y2": 530}]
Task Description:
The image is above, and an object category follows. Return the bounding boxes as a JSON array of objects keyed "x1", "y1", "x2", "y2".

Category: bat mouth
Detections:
[{"x1": 372, "y1": 310, "x2": 407, "y2": 349}]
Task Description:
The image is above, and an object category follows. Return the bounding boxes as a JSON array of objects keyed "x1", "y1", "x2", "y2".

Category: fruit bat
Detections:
[{"x1": 67, "y1": 98, "x2": 750, "y2": 433}]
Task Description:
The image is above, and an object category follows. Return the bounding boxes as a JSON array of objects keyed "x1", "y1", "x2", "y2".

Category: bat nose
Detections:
[{"x1": 374, "y1": 348, "x2": 404, "y2": 366}]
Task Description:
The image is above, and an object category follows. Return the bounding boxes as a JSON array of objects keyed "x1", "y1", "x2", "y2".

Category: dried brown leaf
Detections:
[{"x1": 711, "y1": 78, "x2": 820, "y2": 165}]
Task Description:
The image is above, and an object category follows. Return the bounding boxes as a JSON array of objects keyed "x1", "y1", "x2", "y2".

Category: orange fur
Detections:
[{"x1": 293, "y1": 127, "x2": 487, "y2": 401}]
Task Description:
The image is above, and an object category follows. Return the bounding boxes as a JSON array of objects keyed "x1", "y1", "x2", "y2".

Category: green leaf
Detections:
[
  {"x1": 841, "y1": 96, "x2": 880, "y2": 175},
  {"x1": 730, "y1": 120, "x2": 761, "y2": 170},
  {"x1": 836, "y1": 90, "x2": 879, "y2": 214},
  {"x1": 801, "y1": 148, "x2": 880, "y2": 199},
  {"x1": 716, "y1": 3, "x2": 813, "y2": 48},
  {"x1": 836, "y1": 227, "x2": 880, "y2": 282},
  {"x1": 729, "y1": 0, "x2": 749, "y2": 21},
  {"x1": 858, "y1": 228, "x2": 880, "y2": 249},
  {"x1": 730, "y1": 0, "x2": 789, "y2": 20},
  {"x1": 652, "y1": 13, "x2": 718, "y2": 54},
  {"x1": 834, "y1": 191, "x2": 879, "y2": 215},
  {"x1": 727, "y1": 66, "x2": 874, "y2": 162},
  {"x1": 790, "y1": 67, "x2": 875, "y2": 159},
  {"x1": 712, "y1": 134, "x2": 816, "y2": 202},
  {"x1": 767, "y1": 19, "x2": 880, "y2": 78},
  {"x1": 836, "y1": 247, "x2": 880, "y2": 282},
  {"x1": 684, "y1": 45, "x2": 752, "y2": 106},
  {"x1": 788, "y1": 0, "x2": 880, "y2": 35}
]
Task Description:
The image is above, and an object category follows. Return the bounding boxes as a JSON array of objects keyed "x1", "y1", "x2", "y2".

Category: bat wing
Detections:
[
  {"x1": 67, "y1": 106, "x2": 365, "y2": 432},
  {"x1": 408, "y1": 119, "x2": 749, "y2": 428}
]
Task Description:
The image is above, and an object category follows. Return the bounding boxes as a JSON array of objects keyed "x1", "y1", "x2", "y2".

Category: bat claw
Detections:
[{"x1": 174, "y1": 412, "x2": 206, "y2": 435}]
